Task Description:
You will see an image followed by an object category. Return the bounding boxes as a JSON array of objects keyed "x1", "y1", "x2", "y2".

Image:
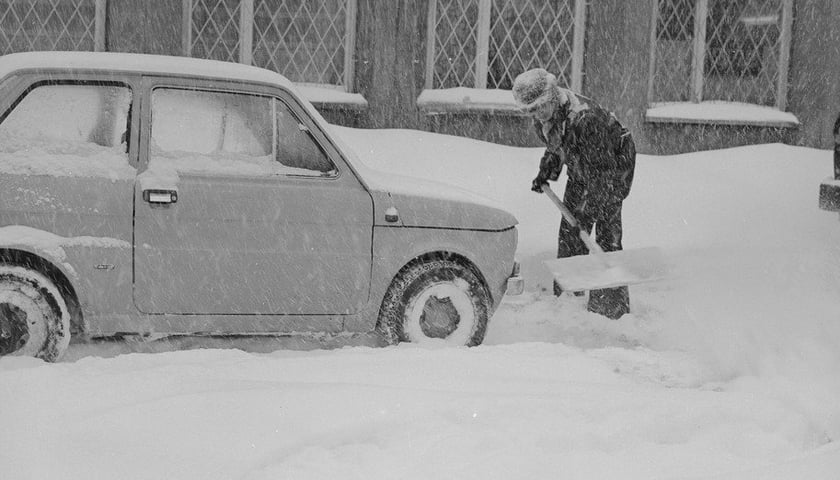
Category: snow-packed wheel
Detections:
[
  {"x1": 0, "y1": 265, "x2": 70, "y2": 362},
  {"x1": 378, "y1": 258, "x2": 491, "y2": 346}
]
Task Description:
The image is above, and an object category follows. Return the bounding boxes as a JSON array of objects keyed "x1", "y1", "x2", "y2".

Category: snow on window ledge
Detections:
[
  {"x1": 645, "y1": 101, "x2": 800, "y2": 128},
  {"x1": 417, "y1": 88, "x2": 525, "y2": 115},
  {"x1": 295, "y1": 84, "x2": 368, "y2": 111}
]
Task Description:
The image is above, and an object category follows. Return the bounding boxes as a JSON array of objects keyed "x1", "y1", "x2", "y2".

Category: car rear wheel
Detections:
[
  {"x1": 378, "y1": 258, "x2": 490, "y2": 346},
  {"x1": 0, "y1": 265, "x2": 70, "y2": 362}
]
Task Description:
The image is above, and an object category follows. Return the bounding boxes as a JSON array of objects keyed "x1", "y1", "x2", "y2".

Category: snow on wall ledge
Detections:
[
  {"x1": 295, "y1": 85, "x2": 368, "y2": 110},
  {"x1": 417, "y1": 88, "x2": 523, "y2": 115},
  {"x1": 646, "y1": 101, "x2": 800, "y2": 128}
]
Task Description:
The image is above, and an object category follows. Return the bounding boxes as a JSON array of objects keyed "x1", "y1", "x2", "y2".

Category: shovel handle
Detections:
[{"x1": 541, "y1": 184, "x2": 608, "y2": 257}]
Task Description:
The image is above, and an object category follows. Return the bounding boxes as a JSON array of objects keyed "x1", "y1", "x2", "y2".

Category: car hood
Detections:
[
  {"x1": 358, "y1": 167, "x2": 518, "y2": 231},
  {"x1": 323, "y1": 125, "x2": 517, "y2": 230}
]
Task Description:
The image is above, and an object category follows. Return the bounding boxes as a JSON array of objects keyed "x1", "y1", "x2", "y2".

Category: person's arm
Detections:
[
  {"x1": 531, "y1": 119, "x2": 566, "y2": 192},
  {"x1": 532, "y1": 149, "x2": 565, "y2": 192}
]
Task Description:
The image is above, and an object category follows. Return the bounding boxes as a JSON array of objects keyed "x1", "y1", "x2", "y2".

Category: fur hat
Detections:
[{"x1": 512, "y1": 68, "x2": 568, "y2": 113}]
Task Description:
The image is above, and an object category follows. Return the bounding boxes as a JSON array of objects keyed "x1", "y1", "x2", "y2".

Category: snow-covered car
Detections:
[
  {"x1": 818, "y1": 113, "x2": 840, "y2": 214},
  {"x1": 0, "y1": 52, "x2": 523, "y2": 361}
]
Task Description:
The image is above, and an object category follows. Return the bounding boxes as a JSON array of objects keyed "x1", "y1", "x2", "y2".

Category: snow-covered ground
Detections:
[{"x1": 2, "y1": 127, "x2": 839, "y2": 479}]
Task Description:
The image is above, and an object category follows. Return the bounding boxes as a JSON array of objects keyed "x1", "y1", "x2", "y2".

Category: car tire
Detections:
[
  {"x1": 0, "y1": 265, "x2": 70, "y2": 361},
  {"x1": 378, "y1": 258, "x2": 490, "y2": 347}
]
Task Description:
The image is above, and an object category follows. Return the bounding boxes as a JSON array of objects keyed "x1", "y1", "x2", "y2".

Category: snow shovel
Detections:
[{"x1": 541, "y1": 185, "x2": 669, "y2": 292}]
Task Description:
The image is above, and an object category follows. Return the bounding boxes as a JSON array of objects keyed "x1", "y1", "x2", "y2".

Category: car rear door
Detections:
[{"x1": 133, "y1": 76, "x2": 374, "y2": 316}]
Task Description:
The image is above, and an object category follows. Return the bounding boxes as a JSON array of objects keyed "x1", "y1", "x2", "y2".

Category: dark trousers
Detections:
[{"x1": 553, "y1": 180, "x2": 630, "y2": 319}]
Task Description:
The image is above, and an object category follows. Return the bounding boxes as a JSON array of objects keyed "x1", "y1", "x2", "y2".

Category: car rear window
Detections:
[{"x1": 0, "y1": 82, "x2": 135, "y2": 178}]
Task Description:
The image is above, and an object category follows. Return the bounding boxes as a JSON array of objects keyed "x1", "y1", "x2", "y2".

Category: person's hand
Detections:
[{"x1": 531, "y1": 175, "x2": 547, "y2": 193}]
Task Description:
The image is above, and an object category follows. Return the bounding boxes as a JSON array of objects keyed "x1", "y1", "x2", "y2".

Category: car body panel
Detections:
[
  {"x1": 360, "y1": 169, "x2": 517, "y2": 230},
  {"x1": 342, "y1": 224, "x2": 518, "y2": 332},
  {"x1": 132, "y1": 76, "x2": 374, "y2": 316}
]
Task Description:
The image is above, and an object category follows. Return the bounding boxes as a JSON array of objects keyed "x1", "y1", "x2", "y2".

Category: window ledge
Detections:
[
  {"x1": 417, "y1": 88, "x2": 525, "y2": 115},
  {"x1": 296, "y1": 85, "x2": 368, "y2": 111},
  {"x1": 645, "y1": 101, "x2": 800, "y2": 128}
]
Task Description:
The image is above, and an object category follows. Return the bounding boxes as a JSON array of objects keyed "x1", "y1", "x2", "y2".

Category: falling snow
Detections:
[{"x1": 2, "y1": 124, "x2": 839, "y2": 479}]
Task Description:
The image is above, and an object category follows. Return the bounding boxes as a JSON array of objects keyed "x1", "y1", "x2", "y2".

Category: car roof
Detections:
[{"x1": 0, "y1": 51, "x2": 295, "y2": 89}]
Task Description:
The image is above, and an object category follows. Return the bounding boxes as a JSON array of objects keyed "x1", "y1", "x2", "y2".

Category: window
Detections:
[
  {"x1": 151, "y1": 88, "x2": 335, "y2": 176},
  {"x1": 649, "y1": 0, "x2": 794, "y2": 109},
  {"x1": 184, "y1": 0, "x2": 357, "y2": 91},
  {"x1": 0, "y1": 0, "x2": 106, "y2": 54},
  {"x1": 0, "y1": 83, "x2": 133, "y2": 177},
  {"x1": 425, "y1": 0, "x2": 586, "y2": 91},
  {"x1": 0, "y1": 83, "x2": 131, "y2": 153}
]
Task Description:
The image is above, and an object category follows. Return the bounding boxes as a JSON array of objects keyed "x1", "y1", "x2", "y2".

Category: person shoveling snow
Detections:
[{"x1": 513, "y1": 68, "x2": 664, "y2": 319}]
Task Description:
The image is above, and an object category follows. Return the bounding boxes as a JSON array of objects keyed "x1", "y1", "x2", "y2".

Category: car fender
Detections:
[
  {"x1": 345, "y1": 224, "x2": 517, "y2": 333},
  {"x1": 0, "y1": 225, "x2": 81, "y2": 281}
]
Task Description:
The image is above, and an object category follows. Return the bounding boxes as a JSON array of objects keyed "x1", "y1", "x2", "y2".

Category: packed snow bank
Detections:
[
  {"x1": 0, "y1": 346, "x2": 833, "y2": 479},
  {"x1": 2, "y1": 127, "x2": 839, "y2": 479},
  {"x1": 334, "y1": 126, "x2": 840, "y2": 451}
]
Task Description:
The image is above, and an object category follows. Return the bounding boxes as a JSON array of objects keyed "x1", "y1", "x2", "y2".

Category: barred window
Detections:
[
  {"x1": 184, "y1": 0, "x2": 357, "y2": 90},
  {"x1": 649, "y1": 0, "x2": 794, "y2": 109},
  {"x1": 0, "y1": 0, "x2": 106, "y2": 54},
  {"x1": 425, "y1": 0, "x2": 586, "y2": 91}
]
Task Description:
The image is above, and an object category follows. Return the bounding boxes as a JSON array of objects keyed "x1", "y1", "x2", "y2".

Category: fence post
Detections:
[
  {"x1": 240, "y1": 0, "x2": 253, "y2": 65},
  {"x1": 424, "y1": 0, "x2": 437, "y2": 89},
  {"x1": 182, "y1": 0, "x2": 192, "y2": 56},
  {"x1": 94, "y1": 0, "x2": 106, "y2": 51},
  {"x1": 646, "y1": 0, "x2": 659, "y2": 103},
  {"x1": 776, "y1": 0, "x2": 793, "y2": 111},
  {"x1": 343, "y1": 0, "x2": 357, "y2": 92},
  {"x1": 571, "y1": 0, "x2": 587, "y2": 92},
  {"x1": 474, "y1": 0, "x2": 491, "y2": 89},
  {"x1": 691, "y1": 0, "x2": 708, "y2": 103}
]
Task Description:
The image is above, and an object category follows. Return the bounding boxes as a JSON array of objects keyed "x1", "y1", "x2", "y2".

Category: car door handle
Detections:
[{"x1": 143, "y1": 189, "x2": 178, "y2": 204}]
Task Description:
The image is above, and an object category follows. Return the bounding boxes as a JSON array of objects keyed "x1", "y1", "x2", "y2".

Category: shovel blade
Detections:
[{"x1": 544, "y1": 247, "x2": 669, "y2": 292}]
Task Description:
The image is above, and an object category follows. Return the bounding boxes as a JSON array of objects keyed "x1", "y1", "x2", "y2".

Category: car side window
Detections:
[
  {"x1": 274, "y1": 100, "x2": 336, "y2": 175},
  {"x1": 0, "y1": 83, "x2": 132, "y2": 156},
  {"x1": 150, "y1": 88, "x2": 335, "y2": 177}
]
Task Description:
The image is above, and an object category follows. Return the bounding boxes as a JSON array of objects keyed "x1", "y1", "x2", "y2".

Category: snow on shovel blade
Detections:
[{"x1": 544, "y1": 246, "x2": 669, "y2": 292}]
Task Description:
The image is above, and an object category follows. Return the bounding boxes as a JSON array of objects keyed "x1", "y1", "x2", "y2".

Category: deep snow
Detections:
[{"x1": 2, "y1": 127, "x2": 839, "y2": 479}]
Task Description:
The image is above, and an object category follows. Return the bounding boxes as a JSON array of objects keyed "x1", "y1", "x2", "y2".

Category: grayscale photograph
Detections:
[{"x1": 0, "y1": 1, "x2": 838, "y2": 478}]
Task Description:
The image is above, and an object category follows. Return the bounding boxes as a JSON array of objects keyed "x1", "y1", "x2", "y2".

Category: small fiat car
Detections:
[{"x1": 0, "y1": 52, "x2": 522, "y2": 361}]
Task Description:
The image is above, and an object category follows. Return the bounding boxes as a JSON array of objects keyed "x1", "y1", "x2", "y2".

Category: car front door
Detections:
[{"x1": 133, "y1": 78, "x2": 373, "y2": 316}]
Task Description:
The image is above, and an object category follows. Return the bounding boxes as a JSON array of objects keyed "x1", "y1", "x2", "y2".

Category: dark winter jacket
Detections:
[{"x1": 533, "y1": 94, "x2": 635, "y2": 205}]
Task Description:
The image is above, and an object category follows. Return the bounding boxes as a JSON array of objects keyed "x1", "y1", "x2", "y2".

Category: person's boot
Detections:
[
  {"x1": 587, "y1": 286, "x2": 629, "y2": 319},
  {"x1": 553, "y1": 280, "x2": 585, "y2": 297}
]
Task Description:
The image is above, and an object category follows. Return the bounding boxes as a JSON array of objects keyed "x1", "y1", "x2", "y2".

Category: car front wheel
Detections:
[
  {"x1": 378, "y1": 258, "x2": 491, "y2": 346},
  {"x1": 0, "y1": 265, "x2": 70, "y2": 362}
]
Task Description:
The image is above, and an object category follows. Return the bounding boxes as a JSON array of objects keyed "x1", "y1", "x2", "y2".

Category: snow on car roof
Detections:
[{"x1": 0, "y1": 51, "x2": 296, "y2": 89}]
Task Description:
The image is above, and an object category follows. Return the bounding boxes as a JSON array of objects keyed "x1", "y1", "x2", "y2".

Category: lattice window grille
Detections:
[
  {"x1": 185, "y1": 0, "x2": 242, "y2": 63},
  {"x1": 184, "y1": 0, "x2": 357, "y2": 90},
  {"x1": 425, "y1": 0, "x2": 586, "y2": 91},
  {"x1": 648, "y1": 0, "x2": 794, "y2": 109},
  {"x1": 252, "y1": 0, "x2": 352, "y2": 88},
  {"x1": 0, "y1": 0, "x2": 105, "y2": 54}
]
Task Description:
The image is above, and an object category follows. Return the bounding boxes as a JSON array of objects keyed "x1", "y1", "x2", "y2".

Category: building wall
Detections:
[
  {"x1": 399, "y1": 0, "x2": 839, "y2": 154},
  {"x1": 786, "y1": 0, "x2": 840, "y2": 149},
  {"x1": 107, "y1": 0, "x2": 182, "y2": 56},
  {"x1": 100, "y1": 0, "x2": 838, "y2": 154}
]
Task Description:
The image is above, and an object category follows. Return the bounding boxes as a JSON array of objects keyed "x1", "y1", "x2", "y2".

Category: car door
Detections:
[
  {"x1": 0, "y1": 75, "x2": 138, "y2": 313},
  {"x1": 133, "y1": 77, "x2": 374, "y2": 316}
]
